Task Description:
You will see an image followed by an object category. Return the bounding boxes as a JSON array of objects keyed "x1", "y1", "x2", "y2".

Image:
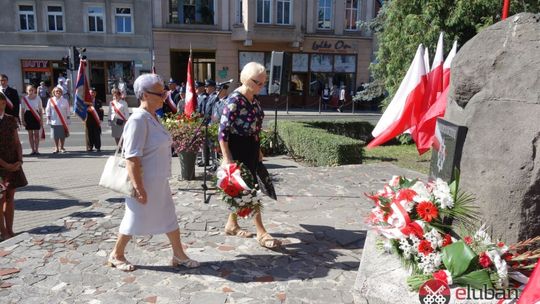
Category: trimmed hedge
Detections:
[
  {"x1": 300, "y1": 120, "x2": 375, "y2": 142},
  {"x1": 275, "y1": 121, "x2": 366, "y2": 166}
]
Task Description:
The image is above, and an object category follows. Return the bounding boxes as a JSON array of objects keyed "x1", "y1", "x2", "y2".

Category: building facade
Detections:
[
  {"x1": 153, "y1": 0, "x2": 381, "y2": 108},
  {"x1": 0, "y1": 0, "x2": 153, "y2": 103}
]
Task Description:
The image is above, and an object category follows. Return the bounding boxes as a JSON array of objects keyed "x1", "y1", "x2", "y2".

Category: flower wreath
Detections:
[{"x1": 216, "y1": 162, "x2": 263, "y2": 218}]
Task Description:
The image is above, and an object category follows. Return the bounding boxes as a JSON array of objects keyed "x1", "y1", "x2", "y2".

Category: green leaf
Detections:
[
  {"x1": 453, "y1": 269, "x2": 493, "y2": 290},
  {"x1": 442, "y1": 240, "x2": 477, "y2": 277}
]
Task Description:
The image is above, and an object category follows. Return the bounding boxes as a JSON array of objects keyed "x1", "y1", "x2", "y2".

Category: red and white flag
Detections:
[
  {"x1": 414, "y1": 40, "x2": 458, "y2": 154},
  {"x1": 184, "y1": 50, "x2": 196, "y2": 117},
  {"x1": 368, "y1": 45, "x2": 428, "y2": 148},
  {"x1": 517, "y1": 259, "x2": 540, "y2": 304}
]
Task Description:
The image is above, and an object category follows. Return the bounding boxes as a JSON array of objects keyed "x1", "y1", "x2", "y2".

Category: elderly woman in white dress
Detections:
[
  {"x1": 108, "y1": 88, "x2": 130, "y2": 145},
  {"x1": 108, "y1": 74, "x2": 199, "y2": 271}
]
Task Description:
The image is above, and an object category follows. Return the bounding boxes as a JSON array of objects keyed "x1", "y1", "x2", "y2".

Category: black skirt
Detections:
[
  {"x1": 24, "y1": 111, "x2": 41, "y2": 130},
  {"x1": 228, "y1": 134, "x2": 260, "y2": 179}
]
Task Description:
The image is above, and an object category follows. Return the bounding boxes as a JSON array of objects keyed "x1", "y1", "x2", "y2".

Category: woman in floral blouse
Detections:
[{"x1": 218, "y1": 62, "x2": 281, "y2": 249}]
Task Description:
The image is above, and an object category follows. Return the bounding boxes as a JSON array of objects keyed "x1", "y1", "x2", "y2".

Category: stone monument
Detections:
[{"x1": 445, "y1": 12, "x2": 540, "y2": 243}]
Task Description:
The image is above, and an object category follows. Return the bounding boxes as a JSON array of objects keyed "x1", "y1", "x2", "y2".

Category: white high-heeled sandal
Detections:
[
  {"x1": 107, "y1": 255, "x2": 135, "y2": 272},
  {"x1": 171, "y1": 256, "x2": 200, "y2": 268}
]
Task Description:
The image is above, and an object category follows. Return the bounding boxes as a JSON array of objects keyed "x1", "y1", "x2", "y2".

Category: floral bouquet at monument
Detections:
[
  {"x1": 216, "y1": 162, "x2": 263, "y2": 218},
  {"x1": 366, "y1": 175, "x2": 539, "y2": 292}
]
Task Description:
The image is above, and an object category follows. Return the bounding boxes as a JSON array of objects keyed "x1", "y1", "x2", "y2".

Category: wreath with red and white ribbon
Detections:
[{"x1": 216, "y1": 162, "x2": 263, "y2": 218}]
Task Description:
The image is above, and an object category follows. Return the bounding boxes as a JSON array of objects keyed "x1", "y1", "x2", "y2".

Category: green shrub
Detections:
[
  {"x1": 301, "y1": 120, "x2": 375, "y2": 142},
  {"x1": 275, "y1": 121, "x2": 365, "y2": 166}
]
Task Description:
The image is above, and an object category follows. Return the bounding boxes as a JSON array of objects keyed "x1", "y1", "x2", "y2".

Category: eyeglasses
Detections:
[
  {"x1": 145, "y1": 90, "x2": 168, "y2": 99},
  {"x1": 251, "y1": 78, "x2": 265, "y2": 87}
]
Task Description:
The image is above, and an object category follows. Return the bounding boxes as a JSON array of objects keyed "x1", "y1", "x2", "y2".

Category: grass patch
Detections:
[{"x1": 363, "y1": 144, "x2": 431, "y2": 174}]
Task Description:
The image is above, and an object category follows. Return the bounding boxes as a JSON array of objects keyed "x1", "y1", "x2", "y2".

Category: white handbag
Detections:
[{"x1": 98, "y1": 138, "x2": 134, "y2": 196}]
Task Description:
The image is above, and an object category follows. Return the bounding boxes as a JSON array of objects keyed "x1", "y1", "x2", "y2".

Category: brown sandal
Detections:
[
  {"x1": 257, "y1": 233, "x2": 281, "y2": 249},
  {"x1": 224, "y1": 226, "x2": 254, "y2": 238}
]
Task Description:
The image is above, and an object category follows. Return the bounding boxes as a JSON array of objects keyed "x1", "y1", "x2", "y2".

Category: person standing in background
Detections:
[
  {"x1": 108, "y1": 88, "x2": 130, "y2": 145},
  {"x1": 0, "y1": 74, "x2": 20, "y2": 121},
  {"x1": 338, "y1": 85, "x2": 346, "y2": 112},
  {"x1": 85, "y1": 88, "x2": 104, "y2": 152},
  {"x1": 46, "y1": 87, "x2": 71, "y2": 153},
  {"x1": 37, "y1": 82, "x2": 50, "y2": 108},
  {"x1": 20, "y1": 85, "x2": 44, "y2": 156}
]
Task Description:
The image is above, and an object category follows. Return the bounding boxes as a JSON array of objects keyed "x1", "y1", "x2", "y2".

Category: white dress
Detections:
[{"x1": 118, "y1": 108, "x2": 178, "y2": 235}]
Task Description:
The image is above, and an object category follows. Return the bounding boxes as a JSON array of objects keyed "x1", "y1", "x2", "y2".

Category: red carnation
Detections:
[
  {"x1": 397, "y1": 189, "x2": 417, "y2": 202},
  {"x1": 416, "y1": 201, "x2": 439, "y2": 222},
  {"x1": 236, "y1": 207, "x2": 253, "y2": 218},
  {"x1": 433, "y1": 270, "x2": 449, "y2": 285},
  {"x1": 418, "y1": 240, "x2": 434, "y2": 256},
  {"x1": 463, "y1": 236, "x2": 473, "y2": 245},
  {"x1": 442, "y1": 234, "x2": 453, "y2": 247},
  {"x1": 479, "y1": 252, "x2": 493, "y2": 268}
]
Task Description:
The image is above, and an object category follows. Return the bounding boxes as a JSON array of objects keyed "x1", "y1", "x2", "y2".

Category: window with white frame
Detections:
[
  {"x1": 115, "y1": 7, "x2": 132, "y2": 33},
  {"x1": 18, "y1": 5, "x2": 36, "y2": 31},
  {"x1": 318, "y1": 0, "x2": 333, "y2": 29},
  {"x1": 236, "y1": 0, "x2": 243, "y2": 24},
  {"x1": 47, "y1": 5, "x2": 64, "y2": 31},
  {"x1": 88, "y1": 6, "x2": 105, "y2": 32},
  {"x1": 277, "y1": 0, "x2": 291, "y2": 25},
  {"x1": 256, "y1": 0, "x2": 271, "y2": 24},
  {"x1": 345, "y1": 0, "x2": 361, "y2": 30}
]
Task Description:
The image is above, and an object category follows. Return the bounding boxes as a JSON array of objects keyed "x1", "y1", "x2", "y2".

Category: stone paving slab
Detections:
[{"x1": 0, "y1": 161, "x2": 422, "y2": 304}]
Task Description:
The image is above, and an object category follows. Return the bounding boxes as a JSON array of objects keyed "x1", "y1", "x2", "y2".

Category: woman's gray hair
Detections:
[
  {"x1": 240, "y1": 62, "x2": 266, "y2": 85},
  {"x1": 134, "y1": 73, "x2": 163, "y2": 100}
]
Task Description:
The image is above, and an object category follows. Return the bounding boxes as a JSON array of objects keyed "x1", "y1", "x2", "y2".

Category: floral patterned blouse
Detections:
[{"x1": 218, "y1": 92, "x2": 264, "y2": 142}]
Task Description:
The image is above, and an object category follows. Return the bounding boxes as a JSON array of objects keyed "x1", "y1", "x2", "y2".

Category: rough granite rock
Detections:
[{"x1": 445, "y1": 13, "x2": 540, "y2": 243}]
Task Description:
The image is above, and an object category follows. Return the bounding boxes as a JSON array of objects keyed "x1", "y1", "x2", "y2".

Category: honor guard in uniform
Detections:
[
  {"x1": 174, "y1": 86, "x2": 186, "y2": 114},
  {"x1": 86, "y1": 88, "x2": 104, "y2": 152},
  {"x1": 0, "y1": 74, "x2": 21, "y2": 121},
  {"x1": 198, "y1": 79, "x2": 217, "y2": 166},
  {"x1": 195, "y1": 81, "x2": 207, "y2": 115}
]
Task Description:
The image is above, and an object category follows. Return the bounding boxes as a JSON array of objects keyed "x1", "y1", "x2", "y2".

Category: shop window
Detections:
[
  {"x1": 311, "y1": 54, "x2": 333, "y2": 72},
  {"x1": 318, "y1": 0, "x2": 333, "y2": 29},
  {"x1": 334, "y1": 55, "x2": 356, "y2": 73},
  {"x1": 47, "y1": 5, "x2": 64, "y2": 32},
  {"x1": 168, "y1": 0, "x2": 215, "y2": 25},
  {"x1": 115, "y1": 7, "x2": 133, "y2": 33},
  {"x1": 18, "y1": 5, "x2": 35, "y2": 31},
  {"x1": 345, "y1": 0, "x2": 361, "y2": 31},
  {"x1": 88, "y1": 6, "x2": 105, "y2": 33},
  {"x1": 276, "y1": 0, "x2": 291, "y2": 25},
  {"x1": 107, "y1": 62, "x2": 134, "y2": 95},
  {"x1": 256, "y1": 0, "x2": 271, "y2": 24}
]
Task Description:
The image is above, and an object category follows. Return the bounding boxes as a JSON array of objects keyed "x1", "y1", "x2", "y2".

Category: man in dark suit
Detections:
[
  {"x1": 85, "y1": 88, "x2": 104, "y2": 152},
  {"x1": 0, "y1": 74, "x2": 20, "y2": 121}
]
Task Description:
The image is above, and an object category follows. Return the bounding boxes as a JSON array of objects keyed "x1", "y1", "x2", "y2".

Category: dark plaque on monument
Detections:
[{"x1": 429, "y1": 118, "x2": 468, "y2": 183}]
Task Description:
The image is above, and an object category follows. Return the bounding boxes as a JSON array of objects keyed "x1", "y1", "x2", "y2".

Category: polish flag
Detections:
[
  {"x1": 414, "y1": 40, "x2": 458, "y2": 154},
  {"x1": 428, "y1": 32, "x2": 445, "y2": 107},
  {"x1": 184, "y1": 51, "x2": 196, "y2": 117},
  {"x1": 517, "y1": 259, "x2": 540, "y2": 304},
  {"x1": 368, "y1": 45, "x2": 428, "y2": 148}
]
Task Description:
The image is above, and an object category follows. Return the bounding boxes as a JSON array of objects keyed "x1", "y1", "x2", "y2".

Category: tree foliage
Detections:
[{"x1": 372, "y1": 0, "x2": 540, "y2": 105}]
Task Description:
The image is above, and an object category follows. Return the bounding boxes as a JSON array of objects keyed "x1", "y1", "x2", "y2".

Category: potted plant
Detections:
[{"x1": 163, "y1": 113, "x2": 205, "y2": 180}]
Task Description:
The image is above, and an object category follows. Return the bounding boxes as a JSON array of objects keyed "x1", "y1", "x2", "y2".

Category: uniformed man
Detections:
[
  {"x1": 198, "y1": 79, "x2": 217, "y2": 166},
  {"x1": 0, "y1": 74, "x2": 21, "y2": 121},
  {"x1": 195, "y1": 81, "x2": 207, "y2": 115},
  {"x1": 85, "y1": 88, "x2": 104, "y2": 152},
  {"x1": 174, "y1": 86, "x2": 186, "y2": 114},
  {"x1": 162, "y1": 78, "x2": 179, "y2": 117}
]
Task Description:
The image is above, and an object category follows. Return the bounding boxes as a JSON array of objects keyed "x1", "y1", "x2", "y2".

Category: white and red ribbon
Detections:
[
  {"x1": 111, "y1": 101, "x2": 127, "y2": 121},
  {"x1": 378, "y1": 199, "x2": 425, "y2": 239},
  {"x1": 49, "y1": 98, "x2": 69, "y2": 134},
  {"x1": 216, "y1": 163, "x2": 251, "y2": 197}
]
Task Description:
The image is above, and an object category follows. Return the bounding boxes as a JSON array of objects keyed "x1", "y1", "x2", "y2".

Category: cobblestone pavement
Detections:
[{"x1": 0, "y1": 159, "x2": 422, "y2": 304}]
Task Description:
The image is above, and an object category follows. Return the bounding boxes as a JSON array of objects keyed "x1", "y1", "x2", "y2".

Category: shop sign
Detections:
[
  {"x1": 311, "y1": 40, "x2": 352, "y2": 52},
  {"x1": 21, "y1": 60, "x2": 50, "y2": 72}
]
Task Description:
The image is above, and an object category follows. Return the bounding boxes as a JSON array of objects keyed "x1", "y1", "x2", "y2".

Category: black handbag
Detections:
[
  {"x1": 115, "y1": 118, "x2": 125, "y2": 126},
  {"x1": 256, "y1": 162, "x2": 277, "y2": 200}
]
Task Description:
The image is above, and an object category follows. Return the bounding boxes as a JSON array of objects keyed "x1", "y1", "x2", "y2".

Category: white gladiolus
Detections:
[{"x1": 389, "y1": 175, "x2": 401, "y2": 187}]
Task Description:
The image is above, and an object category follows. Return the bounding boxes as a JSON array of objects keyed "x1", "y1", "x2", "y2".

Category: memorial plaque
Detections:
[{"x1": 429, "y1": 118, "x2": 468, "y2": 183}]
